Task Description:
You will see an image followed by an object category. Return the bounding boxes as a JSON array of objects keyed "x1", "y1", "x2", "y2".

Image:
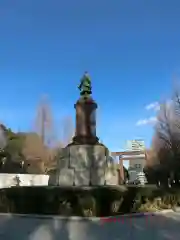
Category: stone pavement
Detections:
[{"x1": 0, "y1": 212, "x2": 180, "y2": 240}]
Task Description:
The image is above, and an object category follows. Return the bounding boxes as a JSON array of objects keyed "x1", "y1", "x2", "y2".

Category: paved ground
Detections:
[{"x1": 0, "y1": 212, "x2": 180, "y2": 239}]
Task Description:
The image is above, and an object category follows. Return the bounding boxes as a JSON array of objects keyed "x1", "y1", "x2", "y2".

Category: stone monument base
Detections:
[
  {"x1": 52, "y1": 144, "x2": 118, "y2": 186},
  {"x1": 72, "y1": 136, "x2": 99, "y2": 145}
]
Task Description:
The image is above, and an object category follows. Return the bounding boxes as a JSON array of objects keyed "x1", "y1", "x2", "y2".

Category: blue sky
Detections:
[{"x1": 0, "y1": 0, "x2": 180, "y2": 153}]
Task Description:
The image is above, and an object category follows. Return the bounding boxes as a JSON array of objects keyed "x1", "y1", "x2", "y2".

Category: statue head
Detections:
[{"x1": 84, "y1": 71, "x2": 89, "y2": 78}]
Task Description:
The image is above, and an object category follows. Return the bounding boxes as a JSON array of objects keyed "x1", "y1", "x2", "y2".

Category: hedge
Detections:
[{"x1": 0, "y1": 185, "x2": 180, "y2": 217}]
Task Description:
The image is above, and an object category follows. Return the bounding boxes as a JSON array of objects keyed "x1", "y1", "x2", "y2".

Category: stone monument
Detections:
[
  {"x1": 73, "y1": 71, "x2": 98, "y2": 145},
  {"x1": 51, "y1": 72, "x2": 118, "y2": 186}
]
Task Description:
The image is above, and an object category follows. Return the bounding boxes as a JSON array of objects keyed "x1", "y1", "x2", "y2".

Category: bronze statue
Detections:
[{"x1": 78, "y1": 72, "x2": 92, "y2": 97}]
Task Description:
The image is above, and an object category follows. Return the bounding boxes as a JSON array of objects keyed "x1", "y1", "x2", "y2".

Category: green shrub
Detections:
[{"x1": 0, "y1": 185, "x2": 180, "y2": 217}]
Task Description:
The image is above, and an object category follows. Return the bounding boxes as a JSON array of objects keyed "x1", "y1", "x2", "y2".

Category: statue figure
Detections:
[{"x1": 78, "y1": 72, "x2": 92, "y2": 97}]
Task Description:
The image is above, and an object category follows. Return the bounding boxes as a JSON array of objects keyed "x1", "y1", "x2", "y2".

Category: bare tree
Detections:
[
  {"x1": 30, "y1": 95, "x2": 59, "y2": 172},
  {"x1": 22, "y1": 133, "x2": 45, "y2": 160},
  {"x1": 22, "y1": 133, "x2": 55, "y2": 173},
  {"x1": 34, "y1": 95, "x2": 55, "y2": 147},
  {"x1": 61, "y1": 115, "x2": 74, "y2": 147},
  {"x1": 0, "y1": 124, "x2": 7, "y2": 149},
  {"x1": 145, "y1": 148, "x2": 157, "y2": 167},
  {"x1": 146, "y1": 91, "x2": 180, "y2": 184},
  {"x1": 155, "y1": 94, "x2": 180, "y2": 161},
  {"x1": 31, "y1": 96, "x2": 75, "y2": 171}
]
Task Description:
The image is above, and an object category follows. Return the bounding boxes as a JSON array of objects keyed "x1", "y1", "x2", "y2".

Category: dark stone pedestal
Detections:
[{"x1": 72, "y1": 97, "x2": 99, "y2": 145}]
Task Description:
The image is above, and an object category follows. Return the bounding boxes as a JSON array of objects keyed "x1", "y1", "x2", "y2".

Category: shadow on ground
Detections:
[{"x1": 0, "y1": 211, "x2": 180, "y2": 239}]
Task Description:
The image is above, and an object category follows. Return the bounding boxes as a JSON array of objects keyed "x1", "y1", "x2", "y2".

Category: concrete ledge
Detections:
[
  {"x1": 0, "y1": 208, "x2": 176, "y2": 222},
  {"x1": 100, "y1": 209, "x2": 175, "y2": 222},
  {"x1": 0, "y1": 213, "x2": 100, "y2": 222}
]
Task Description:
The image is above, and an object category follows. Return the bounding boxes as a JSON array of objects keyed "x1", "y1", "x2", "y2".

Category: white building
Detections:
[{"x1": 126, "y1": 140, "x2": 146, "y2": 182}]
